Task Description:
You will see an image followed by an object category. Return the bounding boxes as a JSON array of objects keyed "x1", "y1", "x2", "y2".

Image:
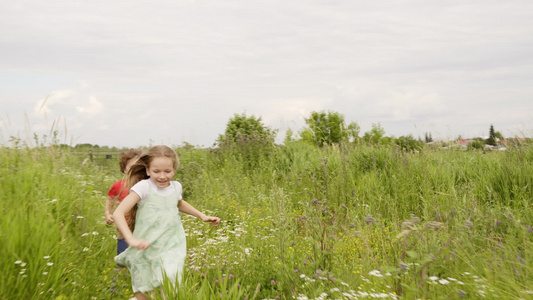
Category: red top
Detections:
[
  {"x1": 107, "y1": 180, "x2": 129, "y2": 202},
  {"x1": 108, "y1": 179, "x2": 132, "y2": 228}
]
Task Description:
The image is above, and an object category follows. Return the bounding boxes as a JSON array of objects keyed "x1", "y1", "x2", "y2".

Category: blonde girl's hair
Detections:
[
  {"x1": 116, "y1": 148, "x2": 142, "y2": 231},
  {"x1": 124, "y1": 145, "x2": 180, "y2": 231}
]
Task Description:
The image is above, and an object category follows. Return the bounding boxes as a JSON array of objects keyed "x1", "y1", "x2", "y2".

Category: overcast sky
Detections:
[{"x1": 1, "y1": 0, "x2": 532, "y2": 148}]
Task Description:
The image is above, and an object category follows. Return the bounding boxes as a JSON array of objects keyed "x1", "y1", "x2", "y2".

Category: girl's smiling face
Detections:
[{"x1": 146, "y1": 157, "x2": 175, "y2": 188}]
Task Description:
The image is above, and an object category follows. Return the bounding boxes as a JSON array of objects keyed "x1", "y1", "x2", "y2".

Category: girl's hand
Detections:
[
  {"x1": 202, "y1": 216, "x2": 221, "y2": 226},
  {"x1": 127, "y1": 238, "x2": 150, "y2": 250},
  {"x1": 105, "y1": 213, "x2": 114, "y2": 225}
]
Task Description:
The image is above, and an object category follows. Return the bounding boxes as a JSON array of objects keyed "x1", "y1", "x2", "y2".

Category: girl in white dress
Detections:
[{"x1": 113, "y1": 145, "x2": 220, "y2": 300}]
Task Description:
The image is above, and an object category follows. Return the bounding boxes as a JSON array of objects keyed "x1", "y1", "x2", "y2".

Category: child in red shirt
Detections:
[{"x1": 105, "y1": 149, "x2": 141, "y2": 260}]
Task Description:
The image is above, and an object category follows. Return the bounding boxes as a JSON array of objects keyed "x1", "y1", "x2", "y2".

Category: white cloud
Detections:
[
  {"x1": 33, "y1": 90, "x2": 74, "y2": 116},
  {"x1": 76, "y1": 96, "x2": 103, "y2": 115}
]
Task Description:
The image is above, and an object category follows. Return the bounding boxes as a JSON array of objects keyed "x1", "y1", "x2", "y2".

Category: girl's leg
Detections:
[
  {"x1": 134, "y1": 292, "x2": 149, "y2": 300},
  {"x1": 134, "y1": 291, "x2": 157, "y2": 300}
]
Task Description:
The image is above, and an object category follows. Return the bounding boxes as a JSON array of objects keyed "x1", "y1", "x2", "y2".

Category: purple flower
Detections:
[
  {"x1": 294, "y1": 269, "x2": 298, "y2": 273},
  {"x1": 303, "y1": 261, "x2": 307, "y2": 265},
  {"x1": 271, "y1": 280, "x2": 275, "y2": 285}
]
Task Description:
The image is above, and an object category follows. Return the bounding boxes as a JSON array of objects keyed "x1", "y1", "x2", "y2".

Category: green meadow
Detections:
[{"x1": 1, "y1": 140, "x2": 532, "y2": 299}]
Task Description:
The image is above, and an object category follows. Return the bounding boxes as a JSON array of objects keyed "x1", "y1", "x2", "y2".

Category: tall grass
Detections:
[{"x1": 1, "y1": 140, "x2": 532, "y2": 299}]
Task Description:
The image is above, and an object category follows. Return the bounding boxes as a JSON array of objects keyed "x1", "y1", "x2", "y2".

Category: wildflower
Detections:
[
  {"x1": 14, "y1": 260, "x2": 22, "y2": 265},
  {"x1": 271, "y1": 280, "x2": 275, "y2": 285},
  {"x1": 76, "y1": 216, "x2": 84, "y2": 219},
  {"x1": 303, "y1": 261, "x2": 307, "y2": 265},
  {"x1": 310, "y1": 198, "x2": 319, "y2": 205},
  {"x1": 43, "y1": 272, "x2": 48, "y2": 275},
  {"x1": 364, "y1": 215, "x2": 375, "y2": 224},
  {"x1": 83, "y1": 247, "x2": 89, "y2": 252},
  {"x1": 438, "y1": 279, "x2": 450, "y2": 285},
  {"x1": 81, "y1": 233, "x2": 89, "y2": 237},
  {"x1": 47, "y1": 262, "x2": 54, "y2": 266},
  {"x1": 368, "y1": 270, "x2": 383, "y2": 277},
  {"x1": 92, "y1": 231, "x2": 99, "y2": 235},
  {"x1": 429, "y1": 276, "x2": 439, "y2": 281},
  {"x1": 458, "y1": 289, "x2": 467, "y2": 297},
  {"x1": 295, "y1": 269, "x2": 298, "y2": 273}
]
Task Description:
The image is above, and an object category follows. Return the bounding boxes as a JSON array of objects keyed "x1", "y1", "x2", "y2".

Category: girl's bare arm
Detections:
[
  {"x1": 113, "y1": 192, "x2": 150, "y2": 249},
  {"x1": 178, "y1": 200, "x2": 220, "y2": 226}
]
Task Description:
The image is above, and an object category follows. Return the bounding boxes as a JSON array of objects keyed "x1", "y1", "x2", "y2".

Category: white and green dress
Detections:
[{"x1": 115, "y1": 179, "x2": 187, "y2": 293}]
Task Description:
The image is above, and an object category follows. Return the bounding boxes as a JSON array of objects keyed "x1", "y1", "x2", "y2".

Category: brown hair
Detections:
[
  {"x1": 119, "y1": 148, "x2": 142, "y2": 173},
  {"x1": 125, "y1": 145, "x2": 180, "y2": 231}
]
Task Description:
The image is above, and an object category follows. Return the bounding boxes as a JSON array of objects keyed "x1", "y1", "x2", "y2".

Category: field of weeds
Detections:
[{"x1": 1, "y1": 141, "x2": 532, "y2": 299}]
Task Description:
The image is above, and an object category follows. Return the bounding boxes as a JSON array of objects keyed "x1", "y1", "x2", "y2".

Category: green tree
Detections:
[
  {"x1": 468, "y1": 138, "x2": 485, "y2": 151},
  {"x1": 395, "y1": 135, "x2": 424, "y2": 153},
  {"x1": 486, "y1": 124, "x2": 497, "y2": 146},
  {"x1": 362, "y1": 123, "x2": 386, "y2": 144},
  {"x1": 215, "y1": 113, "x2": 277, "y2": 171},
  {"x1": 300, "y1": 110, "x2": 358, "y2": 147},
  {"x1": 218, "y1": 113, "x2": 276, "y2": 144},
  {"x1": 424, "y1": 132, "x2": 433, "y2": 143}
]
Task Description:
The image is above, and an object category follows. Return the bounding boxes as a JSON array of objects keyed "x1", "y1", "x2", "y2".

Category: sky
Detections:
[{"x1": 1, "y1": 0, "x2": 532, "y2": 148}]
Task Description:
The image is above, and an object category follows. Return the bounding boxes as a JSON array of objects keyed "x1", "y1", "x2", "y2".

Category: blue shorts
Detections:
[{"x1": 117, "y1": 239, "x2": 128, "y2": 267}]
